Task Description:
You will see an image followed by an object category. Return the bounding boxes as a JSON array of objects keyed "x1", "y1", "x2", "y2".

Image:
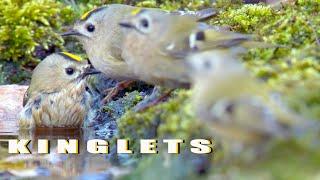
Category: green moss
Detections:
[
  {"x1": 103, "y1": 91, "x2": 143, "y2": 120},
  {"x1": 0, "y1": 0, "x2": 74, "y2": 66},
  {"x1": 73, "y1": 0, "x2": 213, "y2": 11},
  {"x1": 117, "y1": 0, "x2": 320, "y2": 150},
  {"x1": 210, "y1": 1, "x2": 320, "y2": 120},
  {"x1": 116, "y1": 90, "x2": 208, "y2": 153},
  {"x1": 210, "y1": 140, "x2": 320, "y2": 179},
  {"x1": 212, "y1": 4, "x2": 274, "y2": 32},
  {"x1": 121, "y1": 151, "x2": 212, "y2": 180},
  {"x1": 134, "y1": 0, "x2": 212, "y2": 10},
  {"x1": 122, "y1": 140, "x2": 320, "y2": 180},
  {"x1": 116, "y1": 1, "x2": 320, "y2": 178}
]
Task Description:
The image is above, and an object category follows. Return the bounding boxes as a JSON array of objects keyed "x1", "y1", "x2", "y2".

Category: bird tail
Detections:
[
  {"x1": 241, "y1": 41, "x2": 278, "y2": 49},
  {"x1": 171, "y1": 8, "x2": 217, "y2": 21},
  {"x1": 194, "y1": 29, "x2": 281, "y2": 51},
  {"x1": 194, "y1": 8, "x2": 218, "y2": 21}
]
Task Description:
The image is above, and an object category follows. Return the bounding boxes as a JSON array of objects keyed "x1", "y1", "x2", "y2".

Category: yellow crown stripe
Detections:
[
  {"x1": 60, "y1": 52, "x2": 82, "y2": 62},
  {"x1": 80, "y1": 6, "x2": 107, "y2": 21},
  {"x1": 131, "y1": 8, "x2": 142, "y2": 15},
  {"x1": 81, "y1": 8, "x2": 96, "y2": 20}
]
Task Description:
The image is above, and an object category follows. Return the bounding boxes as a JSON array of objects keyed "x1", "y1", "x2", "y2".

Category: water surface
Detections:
[{"x1": 0, "y1": 127, "x2": 126, "y2": 179}]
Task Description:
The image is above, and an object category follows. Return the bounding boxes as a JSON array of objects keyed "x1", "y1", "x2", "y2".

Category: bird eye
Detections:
[
  {"x1": 65, "y1": 67, "x2": 74, "y2": 75},
  {"x1": 225, "y1": 103, "x2": 235, "y2": 114},
  {"x1": 140, "y1": 18, "x2": 149, "y2": 28},
  {"x1": 86, "y1": 24, "x2": 95, "y2": 32}
]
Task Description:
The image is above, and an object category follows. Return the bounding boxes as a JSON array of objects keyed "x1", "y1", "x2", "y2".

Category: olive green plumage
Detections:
[
  {"x1": 119, "y1": 10, "x2": 257, "y2": 88},
  {"x1": 19, "y1": 53, "x2": 98, "y2": 129},
  {"x1": 62, "y1": 4, "x2": 217, "y2": 82},
  {"x1": 188, "y1": 51, "x2": 315, "y2": 148}
]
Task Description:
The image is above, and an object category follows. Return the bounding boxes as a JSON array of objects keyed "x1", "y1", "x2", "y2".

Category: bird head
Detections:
[
  {"x1": 61, "y1": 6, "x2": 108, "y2": 45},
  {"x1": 28, "y1": 52, "x2": 100, "y2": 96},
  {"x1": 119, "y1": 9, "x2": 195, "y2": 40}
]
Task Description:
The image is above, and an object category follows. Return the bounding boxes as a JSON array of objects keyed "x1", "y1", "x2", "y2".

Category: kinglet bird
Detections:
[
  {"x1": 119, "y1": 10, "x2": 257, "y2": 88},
  {"x1": 61, "y1": 4, "x2": 217, "y2": 101},
  {"x1": 188, "y1": 51, "x2": 313, "y2": 147},
  {"x1": 62, "y1": 4, "x2": 216, "y2": 80},
  {"x1": 19, "y1": 52, "x2": 100, "y2": 129}
]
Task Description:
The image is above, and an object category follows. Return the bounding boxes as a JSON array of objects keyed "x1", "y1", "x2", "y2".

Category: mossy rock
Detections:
[
  {"x1": 116, "y1": 90, "x2": 207, "y2": 153},
  {"x1": 211, "y1": 0, "x2": 320, "y2": 120},
  {"x1": 114, "y1": 1, "x2": 320, "y2": 178},
  {"x1": 116, "y1": 0, "x2": 320, "y2": 150}
]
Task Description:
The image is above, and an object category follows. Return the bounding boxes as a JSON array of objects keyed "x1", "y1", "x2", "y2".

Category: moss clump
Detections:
[
  {"x1": 121, "y1": 151, "x2": 212, "y2": 180},
  {"x1": 117, "y1": 0, "x2": 320, "y2": 152},
  {"x1": 213, "y1": 4, "x2": 274, "y2": 32},
  {"x1": 116, "y1": 1, "x2": 320, "y2": 178},
  {"x1": 72, "y1": 0, "x2": 212, "y2": 10},
  {"x1": 0, "y1": 0, "x2": 74, "y2": 66},
  {"x1": 210, "y1": 1, "x2": 320, "y2": 120},
  {"x1": 136, "y1": 0, "x2": 212, "y2": 10},
  {"x1": 60, "y1": 0, "x2": 106, "y2": 18},
  {"x1": 103, "y1": 91, "x2": 143, "y2": 120},
  {"x1": 208, "y1": 140, "x2": 320, "y2": 179},
  {"x1": 116, "y1": 90, "x2": 206, "y2": 152}
]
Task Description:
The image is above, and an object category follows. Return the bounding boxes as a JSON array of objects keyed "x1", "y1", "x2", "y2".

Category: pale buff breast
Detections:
[
  {"x1": 19, "y1": 82, "x2": 92, "y2": 129},
  {"x1": 122, "y1": 34, "x2": 190, "y2": 88},
  {"x1": 88, "y1": 53, "x2": 138, "y2": 81}
]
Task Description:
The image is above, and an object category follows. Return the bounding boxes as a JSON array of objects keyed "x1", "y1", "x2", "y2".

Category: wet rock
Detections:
[
  {"x1": 92, "y1": 91, "x2": 144, "y2": 139},
  {"x1": 0, "y1": 85, "x2": 28, "y2": 134},
  {"x1": 85, "y1": 73, "x2": 153, "y2": 140},
  {"x1": 78, "y1": 172, "x2": 113, "y2": 180}
]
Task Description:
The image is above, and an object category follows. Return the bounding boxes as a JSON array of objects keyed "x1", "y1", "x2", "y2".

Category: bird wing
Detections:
[
  {"x1": 160, "y1": 27, "x2": 260, "y2": 59},
  {"x1": 110, "y1": 44, "x2": 124, "y2": 62},
  {"x1": 191, "y1": 30, "x2": 255, "y2": 50},
  {"x1": 157, "y1": 20, "x2": 204, "y2": 59},
  {"x1": 170, "y1": 8, "x2": 217, "y2": 21}
]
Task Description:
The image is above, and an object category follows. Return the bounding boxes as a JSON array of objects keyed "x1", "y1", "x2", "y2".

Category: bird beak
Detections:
[
  {"x1": 61, "y1": 29, "x2": 82, "y2": 37},
  {"x1": 82, "y1": 66, "x2": 101, "y2": 78},
  {"x1": 119, "y1": 21, "x2": 135, "y2": 29}
]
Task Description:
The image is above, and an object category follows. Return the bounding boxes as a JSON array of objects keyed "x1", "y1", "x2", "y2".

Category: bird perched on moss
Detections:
[
  {"x1": 19, "y1": 52, "x2": 100, "y2": 129},
  {"x1": 119, "y1": 9, "x2": 262, "y2": 88},
  {"x1": 188, "y1": 51, "x2": 316, "y2": 155},
  {"x1": 61, "y1": 4, "x2": 217, "y2": 101}
]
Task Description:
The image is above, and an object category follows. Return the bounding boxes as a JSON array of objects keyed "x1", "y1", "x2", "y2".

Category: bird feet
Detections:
[
  {"x1": 133, "y1": 88, "x2": 174, "y2": 112},
  {"x1": 101, "y1": 80, "x2": 135, "y2": 104}
]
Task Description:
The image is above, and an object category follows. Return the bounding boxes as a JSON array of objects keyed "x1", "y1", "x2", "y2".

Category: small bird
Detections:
[
  {"x1": 61, "y1": 4, "x2": 217, "y2": 101},
  {"x1": 188, "y1": 51, "x2": 315, "y2": 152},
  {"x1": 119, "y1": 9, "x2": 258, "y2": 88},
  {"x1": 19, "y1": 52, "x2": 100, "y2": 129}
]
